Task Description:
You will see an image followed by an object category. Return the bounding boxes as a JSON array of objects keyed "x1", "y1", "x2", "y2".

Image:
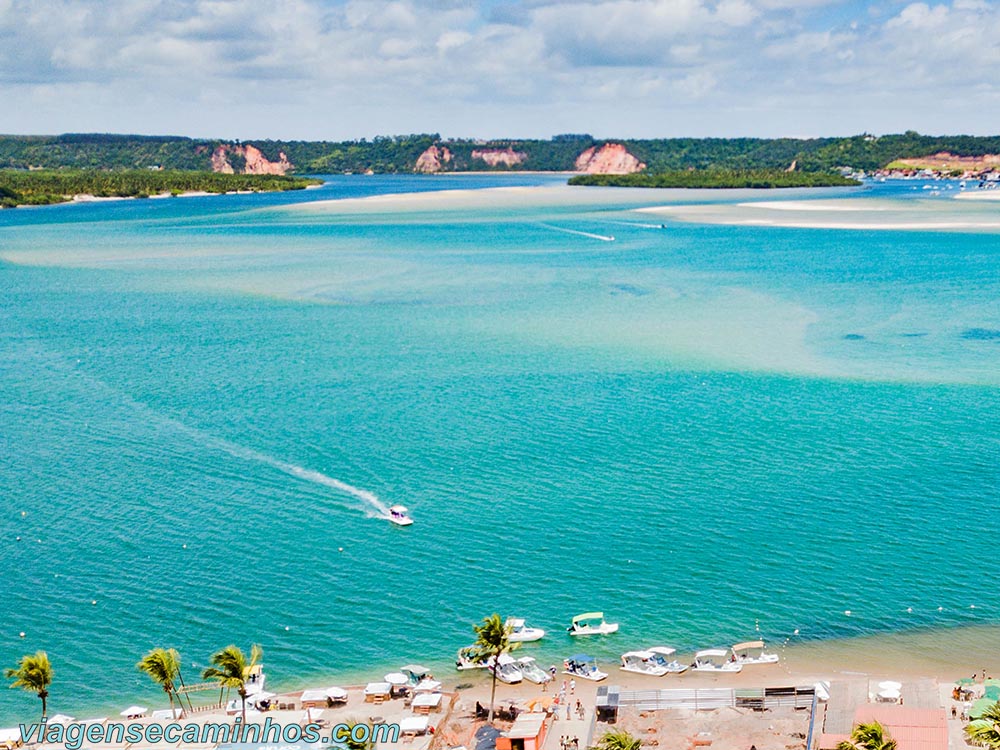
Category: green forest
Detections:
[
  {"x1": 1, "y1": 131, "x2": 998, "y2": 175},
  {"x1": 569, "y1": 170, "x2": 860, "y2": 189},
  {"x1": 0, "y1": 170, "x2": 320, "y2": 208}
]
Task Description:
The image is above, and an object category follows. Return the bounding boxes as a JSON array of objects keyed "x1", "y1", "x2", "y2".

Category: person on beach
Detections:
[{"x1": 570, "y1": 678, "x2": 576, "y2": 695}]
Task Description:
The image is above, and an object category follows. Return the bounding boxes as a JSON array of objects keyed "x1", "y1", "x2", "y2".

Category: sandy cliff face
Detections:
[
  {"x1": 414, "y1": 145, "x2": 452, "y2": 173},
  {"x1": 574, "y1": 143, "x2": 645, "y2": 174},
  {"x1": 471, "y1": 147, "x2": 527, "y2": 168},
  {"x1": 211, "y1": 144, "x2": 293, "y2": 175}
]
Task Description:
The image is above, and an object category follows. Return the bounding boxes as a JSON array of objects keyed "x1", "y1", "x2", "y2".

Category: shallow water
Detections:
[{"x1": 2, "y1": 176, "x2": 999, "y2": 722}]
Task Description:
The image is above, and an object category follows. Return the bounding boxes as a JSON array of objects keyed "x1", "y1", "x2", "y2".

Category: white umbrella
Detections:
[
  {"x1": 878, "y1": 680, "x2": 902, "y2": 690},
  {"x1": 325, "y1": 687, "x2": 348, "y2": 701},
  {"x1": 877, "y1": 688, "x2": 901, "y2": 702},
  {"x1": 119, "y1": 706, "x2": 147, "y2": 718},
  {"x1": 384, "y1": 672, "x2": 408, "y2": 686}
]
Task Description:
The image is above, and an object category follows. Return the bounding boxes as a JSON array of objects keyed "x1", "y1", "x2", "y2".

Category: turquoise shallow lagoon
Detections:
[{"x1": 2, "y1": 176, "x2": 999, "y2": 722}]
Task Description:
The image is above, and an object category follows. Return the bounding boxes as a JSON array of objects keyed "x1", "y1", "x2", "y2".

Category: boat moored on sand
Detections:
[
  {"x1": 692, "y1": 649, "x2": 742, "y2": 673},
  {"x1": 455, "y1": 646, "x2": 488, "y2": 671},
  {"x1": 567, "y1": 612, "x2": 619, "y2": 636},
  {"x1": 731, "y1": 640, "x2": 779, "y2": 665},
  {"x1": 620, "y1": 651, "x2": 668, "y2": 676},
  {"x1": 563, "y1": 654, "x2": 608, "y2": 681},
  {"x1": 506, "y1": 618, "x2": 545, "y2": 642},
  {"x1": 488, "y1": 653, "x2": 523, "y2": 684},
  {"x1": 648, "y1": 646, "x2": 689, "y2": 674},
  {"x1": 516, "y1": 656, "x2": 552, "y2": 684}
]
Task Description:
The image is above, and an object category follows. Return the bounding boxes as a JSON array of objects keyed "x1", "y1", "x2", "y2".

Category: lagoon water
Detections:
[{"x1": 2, "y1": 175, "x2": 999, "y2": 722}]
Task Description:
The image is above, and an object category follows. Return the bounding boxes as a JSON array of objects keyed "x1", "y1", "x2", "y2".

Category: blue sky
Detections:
[{"x1": 0, "y1": 0, "x2": 997, "y2": 139}]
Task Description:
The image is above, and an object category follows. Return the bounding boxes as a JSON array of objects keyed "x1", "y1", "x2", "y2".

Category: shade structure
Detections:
[
  {"x1": 970, "y1": 698, "x2": 997, "y2": 719},
  {"x1": 877, "y1": 688, "x2": 901, "y2": 702},
  {"x1": 47, "y1": 714, "x2": 76, "y2": 725},
  {"x1": 384, "y1": 672, "x2": 409, "y2": 686},
  {"x1": 119, "y1": 706, "x2": 147, "y2": 718},
  {"x1": 877, "y1": 681, "x2": 902, "y2": 691},
  {"x1": 957, "y1": 677, "x2": 977, "y2": 686},
  {"x1": 399, "y1": 716, "x2": 429, "y2": 735},
  {"x1": 986, "y1": 686, "x2": 1000, "y2": 701},
  {"x1": 325, "y1": 686, "x2": 348, "y2": 701}
]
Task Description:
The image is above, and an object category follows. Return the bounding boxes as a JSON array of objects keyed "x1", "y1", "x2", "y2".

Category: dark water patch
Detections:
[
  {"x1": 610, "y1": 283, "x2": 651, "y2": 297},
  {"x1": 899, "y1": 332, "x2": 928, "y2": 338},
  {"x1": 961, "y1": 328, "x2": 1000, "y2": 341},
  {"x1": 843, "y1": 333, "x2": 866, "y2": 341}
]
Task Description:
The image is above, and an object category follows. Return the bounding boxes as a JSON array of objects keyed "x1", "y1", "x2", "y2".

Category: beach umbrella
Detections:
[
  {"x1": 985, "y1": 686, "x2": 1000, "y2": 701},
  {"x1": 877, "y1": 680, "x2": 902, "y2": 691},
  {"x1": 384, "y1": 672, "x2": 408, "y2": 686},
  {"x1": 325, "y1": 686, "x2": 348, "y2": 701},
  {"x1": 119, "y1": 706, "x2": 148, "y2": 719},
  {"x1": 958, "y1": 677, "x2": 977, "y2": 686}
]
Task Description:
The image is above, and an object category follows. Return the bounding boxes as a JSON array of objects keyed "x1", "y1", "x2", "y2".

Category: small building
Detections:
[
  {"x1": 496, "y1": 713, "x2": 549, "y2": 750},
  {"x1": 819, "y1": 705, "x2": 947, "y2": 750}
]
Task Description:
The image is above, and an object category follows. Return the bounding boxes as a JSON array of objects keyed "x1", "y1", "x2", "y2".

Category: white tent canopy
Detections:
[
  {"x1": 399, "y1": 716, "x2": 429, "y2": 735},
  {"x1": 119, "y1": 706, "x2": 147, "y2": 718},
  {"x1": 384, "y1": 672, "x2": 409, "y2": 686},
  {"x1": 325, "y1": 686, "x2": 348, "y2": 701}
]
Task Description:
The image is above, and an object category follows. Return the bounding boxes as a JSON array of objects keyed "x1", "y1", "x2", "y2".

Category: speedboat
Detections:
[
  {"x1": 692, "y1": 649, "x2": 742, "y2": 673},
  {"x1": 516, "y1": 656, "x2": 552, "y2": 684},
  {"x1": 620, "y1": 651, "x2": 668, "y2": 676},
  {"x1": 455, "y1": 646, "x2": 488, "y2": 671},
  {"x1": 488, "y1": 653, "x2": 523, "y2": 684},
  {"x1": 648, "y1": 646, "x2": 689, "y2": 674},
  {"x1": 567, "y1": 612, "x2": 619, "y2": 636},
  {"x1": 388, "y1": 505, "x2": 413, "y2": 526},
  {"x1": 730, "y1": 640, "x2": 779, "y2": 666},
  {"x1": 506, "y1": 618, "x2": 545, "y2": 642},
  {"x1": 563, "y1": 654, "x2": 607, "y2": 681}
]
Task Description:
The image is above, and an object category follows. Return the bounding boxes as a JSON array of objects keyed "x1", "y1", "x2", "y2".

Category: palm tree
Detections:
[
  {"x1": 967, "y1": 702, "x2": 1000, "y2": 748},
  {"x1": 5, "y1": 651, "x2": 53, "y2": 721},
  {"x1": 338, "y1": 719, "x2": 372, "y2": 750},
  {"x1": 137, "y1": 648, "x2": 183, "y2": 717},
  {"x1": 836, "y1": 721, "x2": 897, "y2": 750},
  {"x1": 468, "y1": 614, "x2": 515, "y2": 723},
  {"x1": 596, "y1": 730, "x2": 642, "y2": 750},
  {"x1": 202, "y1": 644, "x2": 262, "y2": 722}
]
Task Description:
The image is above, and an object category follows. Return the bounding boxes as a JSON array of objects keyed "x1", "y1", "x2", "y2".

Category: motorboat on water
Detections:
[
  {"x1": 563, "y1": 654, "x2": 608, "y2": 681},
  {"x1": 516, "y1": 656, "x2": 552, "y2": 684},
  {"x1": 488, "y1": 653, "x2": 523, "y2": 684},
  {"x1": 620, "y1": 651, "x2": 668, "y2": 676},
  {"x1": 648, "y1": 646, "x2": 689, "y2": 674},
  {"x1": 730, "y1": 640, "x2": 779, "y2": 666},
  {"x1": 567, "y1": 612, "x2": 619, "y2": 636},
  {"x1": 506, "y1": 618, "x2": 545, "y2": 642},
  {"x1": 692, "y1": 649, "x2": 742, "y2": 673},
  {"x1": 388, "y1": 505, "x2": 413, "y2": 526},
  {"x1": 455, "y1": 646, "x2": 488, "y2": 671}
]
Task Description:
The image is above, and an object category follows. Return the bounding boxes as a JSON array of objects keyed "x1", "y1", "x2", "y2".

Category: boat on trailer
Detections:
[
  {"x1": 506, "y1": 618, "x2": 545, "y2": 642},
  {"x1": 563, "y1": 654, "x2": 608, "y2": 681},
  {"x1": 648, "y1": 646, "x2": 689, "y2": 674},
  {"x1": 731, "y1": 640, "x2": 779, "y2": 665},
  {"x1": 388, "y1": 505, "x2": 413, "y2": 526},
  {"x1": 620, "y1": 651, "x2": 668, "y2": 676},
  {"x1": 692, "y1": 649, "x2": 742, "y2": 673},
  {"x1": 567, "y1": 612, "x2": 619, "y2": 636}
]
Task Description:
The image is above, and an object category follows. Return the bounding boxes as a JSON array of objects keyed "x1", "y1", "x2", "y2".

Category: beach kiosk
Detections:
[{"x1": 496, "y1": 712, "x2": 549, "y2": 750}]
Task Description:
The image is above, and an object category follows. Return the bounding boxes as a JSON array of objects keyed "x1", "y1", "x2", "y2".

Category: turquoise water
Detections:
[{"x1": 2, "y1": 176, "x2": 1000, "y2": 723}]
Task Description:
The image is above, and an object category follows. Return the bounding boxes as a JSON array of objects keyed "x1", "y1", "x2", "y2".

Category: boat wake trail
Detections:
[
  {"x1": 537, "y1": 223, "x2": 616, "y2": 242},
  {"x1": 198, "y1": 435, "x2": 392, "y2": 520}
]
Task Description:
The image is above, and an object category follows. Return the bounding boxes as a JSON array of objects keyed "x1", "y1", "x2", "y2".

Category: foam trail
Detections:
[
  {"x1": 537, "y1": 223, "x2": 615, "y2": 241},
  {"x1": 194, "y1": 433, "x2": 392, "y2": 519}
]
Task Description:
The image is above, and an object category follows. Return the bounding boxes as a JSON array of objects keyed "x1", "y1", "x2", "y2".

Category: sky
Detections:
[{"x1": 0, "y1": 0, "x2": 998, "y2": 140}]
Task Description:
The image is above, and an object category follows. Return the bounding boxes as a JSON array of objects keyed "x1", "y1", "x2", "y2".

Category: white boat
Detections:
[
  {"x1": 563, "y1": 654, "x2": 607, "y2": 681},
  {"x1": 648, "y1": 646, "x2": 689, "y2": 674},
  {"x1": 507, "y1": 618, "x2": 545, "y2": 642},
  {"x1": 388, "y1": 505, "x2": 413, "y2": 526},
  {"x1": 516, "y1": 656, "x2": 552, "y2": 684},
  {"x1": 567, "y1": 612, "x2": 619, "y2": 636},
  {"x1": 730, "y1": 640, "x2": 779, "y2": 666},
  {"x1": 692, "y1": 649, "x2": 742, "y2": 673},
  {"x1": 488, "y1": 653, "x2": 523, "y2": 684},
  {"x1": 455, "y1": 646, "x2": 488, "y2": 671},
  {"x1": 620, "y1": 651, "x2": 668, "y2": 676}
]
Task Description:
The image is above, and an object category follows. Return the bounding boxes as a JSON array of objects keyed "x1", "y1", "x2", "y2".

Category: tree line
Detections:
[
  {"x1": 0, "y1": 169, "x2": 321, "y2": 207},
  {"x1": 2, "y1": 131, "x2": 1000, "y2": 174}
]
